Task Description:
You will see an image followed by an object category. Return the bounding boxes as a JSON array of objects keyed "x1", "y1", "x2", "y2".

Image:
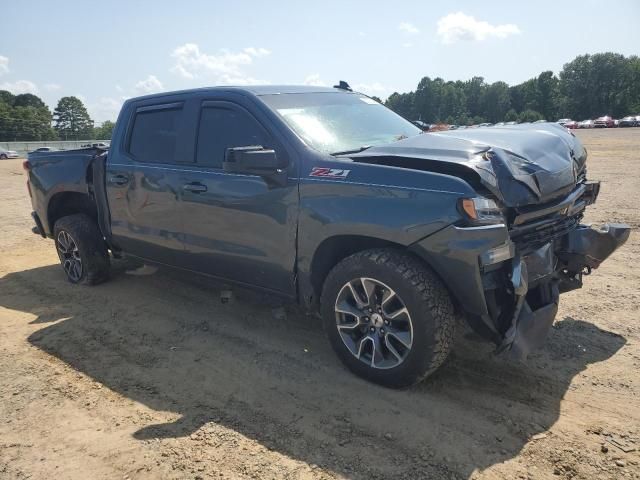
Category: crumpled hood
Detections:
[{"x1": 350, "y1": 123, "x2": 586, "y2": 207}]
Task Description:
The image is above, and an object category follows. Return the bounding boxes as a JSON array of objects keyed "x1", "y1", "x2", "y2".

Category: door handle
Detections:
[
  {"x1": 183, "y1": 182, "x2": 207, "y2": 193},
  {"x1": 108, "y1": 174, "x2": 129, "y2": 186}
]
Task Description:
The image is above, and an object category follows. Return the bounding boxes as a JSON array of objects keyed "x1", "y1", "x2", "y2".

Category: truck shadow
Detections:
[{"x1": 1, "y1": 263, "x2": 626, "y2": 479}]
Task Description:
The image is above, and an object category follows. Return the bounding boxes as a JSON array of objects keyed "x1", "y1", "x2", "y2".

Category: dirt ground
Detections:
[{"x1": 1, "y1": 128, "x2": 639, "y2": 480}]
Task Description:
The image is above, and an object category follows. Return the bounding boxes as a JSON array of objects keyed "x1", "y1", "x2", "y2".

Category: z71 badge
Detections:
[{"x1": 309, "y1": 167, "x2": 351, "y2": 179}]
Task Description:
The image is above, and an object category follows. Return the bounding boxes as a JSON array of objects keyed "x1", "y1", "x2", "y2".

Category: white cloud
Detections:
[
  {"x1": 0, "y1": 56, "x2": 8, "y2": 76},
  {"x1": 134, "y1": 75, "x2": 164, "y2": 94},
  {"x1": 44, "y1": 83, "x2": 62, "y2": 91},
  {"x1": 88, "y1": 96, "x2": 123, "y2": 123},
  {"x1": 399, "y1": 22, "x2": 420, "y2": 35},
  {"x1": 170, "y1": 43, "x2": 270, "y2": 85},
  {"x1": 353, "y1": 82, "x2": 387, "y2": 95},
  {"x1": 0, "y1": 79, "x2": 38, "y2": 94},
  {"x1": 303, "y1": 74, "x2": 327, "y2": 87},
  {"x1": 437, "y1": 12, "x2": 521, "y2": 44},
  {"x1": 243, "y1": 47, "x2": 271, "y2": 57}
]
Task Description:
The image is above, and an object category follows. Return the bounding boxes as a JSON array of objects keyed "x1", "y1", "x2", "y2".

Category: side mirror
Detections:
[{"x1": 223, "y1": 146, "x2": 288, "y2": 186}]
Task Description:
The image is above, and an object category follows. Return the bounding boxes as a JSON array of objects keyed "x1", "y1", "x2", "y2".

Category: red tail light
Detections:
[{"x1": 22, "y1": 160, "x2": 31, "y2": 171}]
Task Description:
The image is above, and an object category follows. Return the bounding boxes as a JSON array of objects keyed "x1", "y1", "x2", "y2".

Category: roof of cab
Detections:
[{"x1": 127, "y1": 85, "x2": 350, "y2": 103}]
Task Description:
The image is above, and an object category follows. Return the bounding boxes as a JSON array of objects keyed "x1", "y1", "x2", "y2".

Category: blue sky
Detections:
[{"x1": 2, "y1": 0, "x2": 639, "y2": 123}]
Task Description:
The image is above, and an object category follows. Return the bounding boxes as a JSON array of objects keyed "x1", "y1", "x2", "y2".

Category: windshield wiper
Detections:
[{"x1": 329, "y1": 145, "x2": 372, "y2": 156}]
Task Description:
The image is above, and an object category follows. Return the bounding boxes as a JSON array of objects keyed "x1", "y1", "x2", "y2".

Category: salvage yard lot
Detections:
[{"x1": 1, "y1": 128, "x2": 639, "y2": 479}]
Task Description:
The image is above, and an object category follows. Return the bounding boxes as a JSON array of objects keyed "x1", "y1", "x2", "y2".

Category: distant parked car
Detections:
[
  {"x1": 594, "y1": 116, "x2": 615, "y2": 128},
  {"x1": 534, "y1": 119, "x2": 547, "y2": 123},
  {"x1": 494, "y1": 122, "x2": 505, "y2": 126},
  {"x1": 579, "y1": 120, "x2": 595, "y2": 129},
  {"x1": 477, "y1": 122, "x2": 493, "y2": 127},
  {"x1": 0, "y1": 147, "x2": 20, "y2": 159},
  {"x1": 557, "y1": 118, "x2": 572, "y2": 125},
  {"x1": 505, "y1": 121, "x2": 518, "y2": 125},
  {"x1": 564, "y1": 120, "x2": 579, "y2": 129},
  {"x1": 81, "y1": 142, "x2": 110, "y2": 149},
  {"x1": 619, "y1": 116, "x2": 639, "y2": 127},
  {"x1": 411, "y1": 120, "x2": 431, "y2": 131}
]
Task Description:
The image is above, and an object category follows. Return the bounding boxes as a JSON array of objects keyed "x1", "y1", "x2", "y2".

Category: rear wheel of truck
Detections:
[
  {"x1": 53, "y1": 214, "x2": 110, "y2": 285},
  {"x1": 321, "y1": 249, "x2": 455, "y2": 388}
]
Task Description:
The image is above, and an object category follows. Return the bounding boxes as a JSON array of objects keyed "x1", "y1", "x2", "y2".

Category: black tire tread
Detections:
[
  {"x1": 54, "y1": 214, "x2": 110, "y2": 285},
  {"x1": 321, "y1": 248, "x2": 456, "y2": 387}
]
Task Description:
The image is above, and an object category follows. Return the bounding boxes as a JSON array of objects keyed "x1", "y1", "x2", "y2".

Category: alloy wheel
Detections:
[
  {"x1": 56, "y1": 230, "x2": 83, "y2": 282},
  {"x1": 334, "y1": 277, "x2": 413, "y2": 369}
]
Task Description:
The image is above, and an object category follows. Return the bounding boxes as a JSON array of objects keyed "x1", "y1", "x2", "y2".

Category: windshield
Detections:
[{"x1": 259, "y1": 92, "x2": 421, "y2": 154}]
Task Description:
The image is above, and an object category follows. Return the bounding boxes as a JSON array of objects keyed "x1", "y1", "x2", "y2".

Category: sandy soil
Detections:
[{"x1": 0, "y1": 128, "x2": 638, "y2": 480}]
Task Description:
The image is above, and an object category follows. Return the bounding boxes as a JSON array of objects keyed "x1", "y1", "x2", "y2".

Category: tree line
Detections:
[
  {"x1": 2, "y1": 51, "x2": 638, "y2": 141},
  {"x1": 384, "y1": 52, "x2": 640, "y2": 125},
  {"x1": 0, "y1": 92, "x2": 114, "y2": 142}
]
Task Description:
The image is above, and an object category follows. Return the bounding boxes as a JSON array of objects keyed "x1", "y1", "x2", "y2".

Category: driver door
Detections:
[{"x1": 178, "y1": 100, "x2": 298, "y2": 296}]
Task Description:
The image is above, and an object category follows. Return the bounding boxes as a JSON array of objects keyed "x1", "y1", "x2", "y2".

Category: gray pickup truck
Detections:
[{"x1": 25, "y1": 84, "x2": 629, "y2": 387}]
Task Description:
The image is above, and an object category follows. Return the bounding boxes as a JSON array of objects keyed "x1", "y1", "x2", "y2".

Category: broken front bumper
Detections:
[
  {"x1": 501, "y1": 223, "x2": 629, "y2": 358},
  {"x1": 411, "y1": 221, "x2": 630, "y2": 359}
]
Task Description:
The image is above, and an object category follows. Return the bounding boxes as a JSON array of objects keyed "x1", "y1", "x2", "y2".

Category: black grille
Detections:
[{"x1": 510, "y1": 213, "x2": 582, "y2": 254}]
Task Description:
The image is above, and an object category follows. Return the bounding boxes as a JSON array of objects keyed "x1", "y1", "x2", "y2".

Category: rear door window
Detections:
[
  {"x1": 128, "y1": 103, "x2": 184, "y2": 164},
  {"x1": 196, "y1": 106, "x2": 270, "y2": 168}
]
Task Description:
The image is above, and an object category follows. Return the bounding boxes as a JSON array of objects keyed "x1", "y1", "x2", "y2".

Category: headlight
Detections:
[{"x1": 459, "y1": 197, "x2": 505, "y2": 225}]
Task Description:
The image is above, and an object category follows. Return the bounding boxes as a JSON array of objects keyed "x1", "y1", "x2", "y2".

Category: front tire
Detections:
[
  {"x1": 321, "y1": 249, "x2": 455, "y2": 388},
  {"x1": 54, "y1": 214, "x2": 110, "y2": 285}
]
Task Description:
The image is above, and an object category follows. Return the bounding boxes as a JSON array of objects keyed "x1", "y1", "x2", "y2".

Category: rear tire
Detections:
[
  {"x1": 53, "y1": 214, "x2": 110, "y2": 285},
  {"x1": 321, "y1": 249, "x2": 456, "y2": 388},
  {"x1": 0, "y1": 154, "x2": 7, "y2": 160}
]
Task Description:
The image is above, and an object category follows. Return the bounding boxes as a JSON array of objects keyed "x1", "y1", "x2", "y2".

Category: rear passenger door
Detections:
[
  {"x1": 178, "y1": 100, "x2": 298, "y2": 295},
  {"x1": 106, "y1": 101, "x2": 191, "y2": 265}
]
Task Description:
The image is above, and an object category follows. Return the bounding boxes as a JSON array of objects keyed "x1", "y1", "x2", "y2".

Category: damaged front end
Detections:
[
  {"x1": 407, "y1": 159, "x2": 628, "y2": 359},
  {"x1": 356, "y1": 124, "x2": 629, "y2": 358},
  {"x1": 498, "y1": 222, "x2": 629, "y2": 358}
]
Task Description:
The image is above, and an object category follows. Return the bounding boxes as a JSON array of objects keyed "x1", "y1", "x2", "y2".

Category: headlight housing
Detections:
[{"x1": 459, "y1": 197, "x2": 505, "y2": 225}]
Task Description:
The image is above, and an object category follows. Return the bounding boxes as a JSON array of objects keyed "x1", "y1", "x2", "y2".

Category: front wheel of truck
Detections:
[
  {"x1": 321, "y1": 249, "x2": 456, "y2": 388},
  {"x1": 53, "y1": 214, "x2": 110, "y2": 285}
]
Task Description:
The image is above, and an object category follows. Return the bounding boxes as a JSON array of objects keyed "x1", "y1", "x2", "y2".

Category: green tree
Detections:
[
  {"x1": 483, "y1": 82, "x2": 511, "y2": 123},
  {"x1": 13, "y1": 93, "x2": 47, "y2": 109},
  {"x1": 626, "y1": 56, "x2": 640, "y2": 113},
  {"x1": 504, "y1": 109, "x2": 519, "y2": 122},
  {"x1": 53, "y1": 96, "x2": 94, "y2": 140},
  {"x1": 385, "y1": 91, "x2": 416, "y2": 120},
  {"x1": 0, "y1": 90, "x2": 15, "y2": 106},
  {"x1": 463, "y1": 76, "x2": 486, "y2": 118},
  {"x1": 381, "y1": 52, "x2": 639, "y2": 126},
  {"x1": 93, "y1": 120, "x2": 115, "y2": 140},
  {"x1": 0, "y1": 91, "x2": 55, "y2": 141},
  {"x1": 518, "y1": 109, "x2": 544, "y2": 123},
  {"x1": 559, "y1": 52, "x2": 631, "y2": 119},
  {"x1": 535, "y1": 71, "x2": 559, "y2": 120}
]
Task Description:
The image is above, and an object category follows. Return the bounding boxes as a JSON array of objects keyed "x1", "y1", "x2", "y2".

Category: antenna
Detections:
[{"x1": 333, "y1": 80, "x2": 353, "y2": 91}]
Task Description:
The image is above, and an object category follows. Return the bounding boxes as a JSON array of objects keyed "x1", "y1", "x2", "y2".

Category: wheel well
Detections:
[
  {"x1": 309, "y1": 235, "x2": 400, "y2": 303},
  {"x1": 308, "y1": 235, "x2": 464, "y2": 318},
  {"x1": 47, "y1": 192, "x2": 97, "y2": 232}
]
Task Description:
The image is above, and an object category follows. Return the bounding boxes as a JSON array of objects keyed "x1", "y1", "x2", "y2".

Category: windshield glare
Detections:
[{"x1": 260, "y1": 92, "x2": 421, "y2": 154}]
